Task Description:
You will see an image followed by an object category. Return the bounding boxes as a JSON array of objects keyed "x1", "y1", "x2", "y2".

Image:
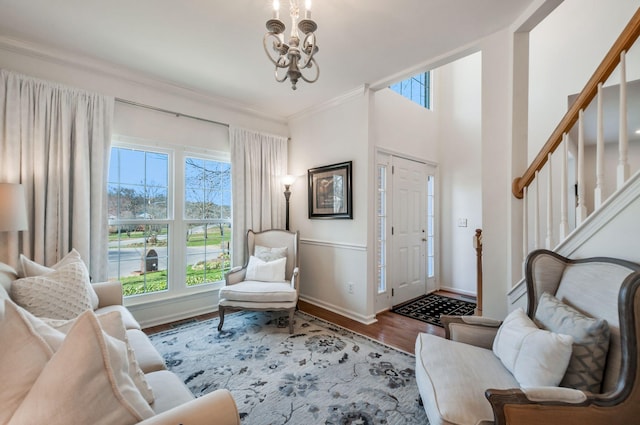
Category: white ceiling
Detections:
[{"x1": 0, "y1": 0, "x2": 536, "y2": 118}]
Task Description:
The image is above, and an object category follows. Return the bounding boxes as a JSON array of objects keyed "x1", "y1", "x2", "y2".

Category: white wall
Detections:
[
  {"x1": 0, "y1": 41, "x2": 289, "y2": 327},
  {"x1": 287, "y1": 91, "x2": 373, "y2": 323},
  {"x1": 373, "y1": 88, "x2": 438, "y2": 160},
  {"x1": 528, "y1": 0, "x2": 640, "y2": 161},
  {"x1": 436, "y1": 52, "x2": 483, "y2": 296}
]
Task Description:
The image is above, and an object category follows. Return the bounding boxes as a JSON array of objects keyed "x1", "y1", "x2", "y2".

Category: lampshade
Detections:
[
  {"x1": 0, "y1": 183, "x2": 28, "y2": 232},
  {"x1": 282, "y1": 174, "x2": 297, "y2": 187}
]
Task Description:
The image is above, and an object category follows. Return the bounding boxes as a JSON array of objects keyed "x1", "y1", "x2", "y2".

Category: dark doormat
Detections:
[{"x1": 391, "y1": 293, "x2": 476, "y2": 327}]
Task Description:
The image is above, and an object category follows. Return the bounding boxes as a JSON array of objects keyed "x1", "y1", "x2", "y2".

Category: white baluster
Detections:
[
  {"x1": 618, "y1": 51, "x2": 630, "y2": 188},
  {"x1": 523, "y1": 185, "x2": 528, "y2": 263},
  {"x1": 534, "y1": 170, "x2": 540, "y2": 249},
  {"x1": 546, "y1": 153, "x2": 553, "y2": 249},
  {"x1": 560, "y1": 133, "x2": 569, "y2": 240},
  {"x1": 595, "y1": 82, "x2": 604, "y2": 208},
  {"x1": 577, "y1": 109, "x2": 587, "y2": 225}
]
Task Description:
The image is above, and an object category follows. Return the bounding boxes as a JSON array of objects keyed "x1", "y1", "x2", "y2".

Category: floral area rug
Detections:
[{"x1": 148, "y1": 311, "x2": 429, "y2": 425}]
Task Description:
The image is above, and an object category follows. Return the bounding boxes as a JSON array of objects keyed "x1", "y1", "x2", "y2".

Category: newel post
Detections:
[{"x1": 474, "y1": 229, "x2": 483, "y2": 316}]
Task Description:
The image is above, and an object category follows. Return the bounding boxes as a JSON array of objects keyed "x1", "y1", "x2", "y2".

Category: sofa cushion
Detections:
[
  {"x1": 11, "y1": 261, "x2": 98, "y2": 320},
  {"x1": 415, "y1": 333, "x2": 518, "y2": 425},
  {"x1": 8, "y1": 310, "x2": 154, "y2": 425},
  {"x1": 0, "y1": 300, "x2": 55, "y2": 424},
  {"x1": 535, "y1": 292, "x2": 611, "y2": 393},
  {"x1": 127, "y1": 328, "x2": 167, "y2": 373},
  {"x1": 219, "y1": 280, "x2": 297, "y2": 303},
  {"x1": 20, "y1": 249, "x2": 99, "y2": 309},
  {"x1": 493, "y1": 308, "x2": 573, "y2": 387},
  {"x1": 95, "y1": 304, "x2": 142, "y2": 330},
  {"x1": 145, "y1": 370, "x2": 195, "y2": 415},
  {"x1": 245, "y1": 255, "x2": 286, "y2": 282},
  {"x1": 45, "y1": 311, "x2": 155, "y2": 404}
]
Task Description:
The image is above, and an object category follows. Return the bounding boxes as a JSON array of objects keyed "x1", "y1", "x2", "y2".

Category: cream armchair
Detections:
[{"x1": 218, "y1": 229, "x2": 300, "y2": 333}]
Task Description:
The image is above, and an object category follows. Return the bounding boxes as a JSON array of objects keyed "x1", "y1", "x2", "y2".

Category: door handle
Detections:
[{"x1": 421, "y1": 238, "x2": 427, "y2": 242}]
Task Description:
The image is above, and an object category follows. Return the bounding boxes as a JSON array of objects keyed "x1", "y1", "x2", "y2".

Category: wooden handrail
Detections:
[{"x1": 512, "y1": 7, "x2": 640, "y2": 199}]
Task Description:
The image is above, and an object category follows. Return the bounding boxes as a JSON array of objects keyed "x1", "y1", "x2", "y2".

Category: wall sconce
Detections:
[
  {"x1": 0, "y1": 183, "x2": 28, "y2": 232},
  {"x1": 282, "y1": 175, "x2": 296, "y2": 231}
]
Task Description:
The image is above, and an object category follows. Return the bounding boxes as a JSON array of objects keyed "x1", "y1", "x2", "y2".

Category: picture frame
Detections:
[{"x1": 308, "y1": 161, "x2": 353, "y2": 219}]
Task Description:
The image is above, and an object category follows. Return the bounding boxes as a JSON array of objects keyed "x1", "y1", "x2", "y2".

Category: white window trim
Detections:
[{"x1": 109, "y1": 136, "x2": 232, "y2": 306}]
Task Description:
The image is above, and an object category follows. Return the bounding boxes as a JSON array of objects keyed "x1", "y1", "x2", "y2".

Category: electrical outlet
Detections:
[{"x1": 347, "y1": 282, "x2": 354, "y2": 294}]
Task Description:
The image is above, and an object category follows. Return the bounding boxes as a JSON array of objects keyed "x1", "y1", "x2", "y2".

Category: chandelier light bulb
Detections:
[
  {"x1": 305, "y1": 0, "x2": 311, "y2": 19},
  {"x1": 263, "y1": 0, "x2": 319, "y2": 90}
]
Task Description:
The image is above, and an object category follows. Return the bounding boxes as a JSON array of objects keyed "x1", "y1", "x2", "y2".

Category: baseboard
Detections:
[
  {"x1": 438, "y1": 286, "x2": 477, "y2": 299},
  {"x1": 135, "y1": 305, "x2": 218, "y2": 329},
  {"x1": 299, "y1": 295, "x2": 377, "y2": 325}
]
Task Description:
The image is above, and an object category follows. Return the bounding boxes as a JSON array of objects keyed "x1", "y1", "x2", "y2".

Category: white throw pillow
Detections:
[
  {"x1": 43, "y1": 311, "x2": 154, "y2": 404},
  {"x1": 8, "y1": 310, "x2": 154, "y2": 425},
  {"x1": 254, "y1": 245, "x2": 288, "y2": 262},
  {"x1": 245, "y1": 255, "x2": 287, "y2": 282},
  {"x1": 493, "y1": 308, "x2": 573, "y2": 387},
  {"x1": 19, "y1": 249, "x2": 98, "y2": 309},
  {"x1": 0, "y1": 300, "x2": 56, "y2": 424},
  {"x1": 11, "y1": 261, "x2": 98, "y2": 320}
]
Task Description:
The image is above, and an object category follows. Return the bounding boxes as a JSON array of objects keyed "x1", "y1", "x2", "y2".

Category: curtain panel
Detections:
[
  {"x1": 0, "y1": 69, "x2": 113, "y2": 280},
  {"x1": 230, "y1": 127, "x2": 288, "y2": 266}
]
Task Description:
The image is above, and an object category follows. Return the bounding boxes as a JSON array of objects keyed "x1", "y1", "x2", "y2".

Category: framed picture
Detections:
[{"x1": 308, "y1": 161, "x2": 353, "y2": 219}]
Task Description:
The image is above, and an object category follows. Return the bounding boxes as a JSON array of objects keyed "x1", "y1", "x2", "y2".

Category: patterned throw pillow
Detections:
[
  {"x1": 254, "y1": 245, "x2": 288, "y2": 262},
  {"x1": 535, "y1": 292, "x2": 611, "y2": 393},
  {"x1": 11, "y1": 261, "x2": 98, "y2": 320},
  {"x1": 19, "y1": 249, "x2": 98, "y2": 310}
]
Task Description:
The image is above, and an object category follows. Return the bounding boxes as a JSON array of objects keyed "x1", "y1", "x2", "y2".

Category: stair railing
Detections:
[{"x1": 513, "y1": 7, "x2": 640, "y2": 261}]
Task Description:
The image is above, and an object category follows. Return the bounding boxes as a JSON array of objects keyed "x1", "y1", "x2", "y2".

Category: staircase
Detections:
[{"x1": 508, "y1": 7, "x2": 640, "y2": 309}]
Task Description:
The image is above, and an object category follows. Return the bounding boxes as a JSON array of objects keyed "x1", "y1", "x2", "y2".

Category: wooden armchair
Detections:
[
  {"x1": 416, "y1": 249, "x2": 640, "y2": 425},
  {"x1": 485, "y1": 250, "x2": 640, "y2": 425}
]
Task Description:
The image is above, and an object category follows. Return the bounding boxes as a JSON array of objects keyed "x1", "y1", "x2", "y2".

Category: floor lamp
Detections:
[{"x1": 282, "y1": 175, "x2": 296, "y2": 231}]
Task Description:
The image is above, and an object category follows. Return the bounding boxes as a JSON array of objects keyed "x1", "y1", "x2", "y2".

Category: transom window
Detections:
[{"x1": 390, "y1": 71, "x2": 431, "y2": 109}]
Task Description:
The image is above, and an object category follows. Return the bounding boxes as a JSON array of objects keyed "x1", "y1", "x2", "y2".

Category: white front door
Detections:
[{"x1": 392, "y1": 157, "x2": 428, "y2": 305}]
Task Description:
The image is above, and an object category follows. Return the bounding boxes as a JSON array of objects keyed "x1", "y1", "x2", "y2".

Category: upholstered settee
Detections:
[
  {"x1": 0, "y1": 260, "x2": 240, "y2": 425},
  {"x1": 415, "y1": 249, "x2": 640, "y2": 425}
]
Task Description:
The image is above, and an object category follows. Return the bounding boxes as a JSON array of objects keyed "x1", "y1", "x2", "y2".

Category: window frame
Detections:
[{"x1": 108, "y1": 136, "x2": 231, "y2": 305}]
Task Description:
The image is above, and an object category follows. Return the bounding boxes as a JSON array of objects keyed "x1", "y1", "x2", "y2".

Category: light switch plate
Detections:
[{"x1": 457, "y1": 218, "x2": 468, "y2": 227}]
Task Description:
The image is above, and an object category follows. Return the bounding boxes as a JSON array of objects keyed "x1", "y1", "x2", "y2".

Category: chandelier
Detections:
[{"x1": 264, "y1": 0, "x2": 319, "y2": 90}]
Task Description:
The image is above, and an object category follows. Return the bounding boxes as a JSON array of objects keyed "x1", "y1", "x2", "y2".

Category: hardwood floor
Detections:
[{"x1": 144, "y1": 291, "x2": 474, "y2": 355}]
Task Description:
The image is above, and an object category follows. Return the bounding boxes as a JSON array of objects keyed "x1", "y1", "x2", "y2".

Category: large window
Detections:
[
  {"x1": 390, "y1": 71, "x2": 431, "y2": 109},
  {"x1": 184, "y1": 157, "x2": 231, "y2": 287},
  {"x1": 108, "y1": 144, "x2": 231, "y2": 297}
]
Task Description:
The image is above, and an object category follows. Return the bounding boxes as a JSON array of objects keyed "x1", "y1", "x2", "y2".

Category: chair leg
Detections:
[
  {"x1": 218, "y1": 305, "x2": 225, "y2": 331},
  {"x1": 288, "y1": 308, "x2": 295, "y2": 334}
]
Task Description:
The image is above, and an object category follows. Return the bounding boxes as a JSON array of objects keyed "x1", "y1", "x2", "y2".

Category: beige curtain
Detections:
[
  {"x1": 0, "y1": 69, "x2": 113, "y2": 280},
  {"x1": 230, "y1": 127, "x2": 287, "y2": 266}
]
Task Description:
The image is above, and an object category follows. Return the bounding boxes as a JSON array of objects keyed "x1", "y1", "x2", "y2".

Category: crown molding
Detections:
[
  {"x1": 287, "y1": 85, "x2": 367, "y2": 122},
  {"x1": 0, "y1": 35, "x2": 287, "y2": 125}
]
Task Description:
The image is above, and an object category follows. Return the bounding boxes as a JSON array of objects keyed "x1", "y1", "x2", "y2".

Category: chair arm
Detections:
[
  {"x1": 440, "y1": 315, "x2": 502, "y2": 349},
  {"x1": 225, "y1": 266, "x2": 246, "y2": 285},
  {"x1": 290, "y1": 267, "x2": 300, "y2": 289},
  {"x1": 92, "y1": 281, "x2": 124, "y2": 308},
  {"x1": 138, "y1": 389, "x2": 240, "y2": 425},
  {"x1": 486, "y1": 387, "x2": 611, "y2": 425}
]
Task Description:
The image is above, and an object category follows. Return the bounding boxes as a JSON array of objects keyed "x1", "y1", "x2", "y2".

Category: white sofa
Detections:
[
  {"x1": 0, "y1": 261, "x2": 240, "y2": 425},
  {"x1": 415, "y1": 249, "x2": 640, "y2": 425}
]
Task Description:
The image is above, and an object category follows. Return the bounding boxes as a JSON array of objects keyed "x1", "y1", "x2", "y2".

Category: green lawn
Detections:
[{"x1": 120, "y1": 254, "x2": 231, "y2": 296}]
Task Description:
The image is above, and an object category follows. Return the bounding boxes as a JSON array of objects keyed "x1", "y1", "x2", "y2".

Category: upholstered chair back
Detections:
[
  {"x1": 525, "y1": 250, "x2": 640, "y2": 394},
  {"x1": 247, "y1": 229, "x2": 299, "y2": 282}
]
